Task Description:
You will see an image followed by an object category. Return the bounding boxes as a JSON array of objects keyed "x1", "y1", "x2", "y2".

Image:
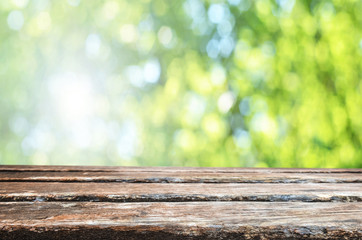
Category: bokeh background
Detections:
[{"x1": 1, "y1": 0, "x2": 361, "y2": 167}]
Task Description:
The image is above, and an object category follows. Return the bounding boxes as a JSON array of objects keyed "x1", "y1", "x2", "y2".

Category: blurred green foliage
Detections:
[{"x1": 0, "y1": 0, "x2": 361, "y2": 168}]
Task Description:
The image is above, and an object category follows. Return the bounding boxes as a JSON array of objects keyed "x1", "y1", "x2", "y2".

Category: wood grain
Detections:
[
  {"x1": 0, "y1": 202, "x2": 361, "y2": 239},
  {"x1": 1, "y1": 170, "x2": 361, "y2": 183},
  {"x1": 1, "y1": 182, "x2": 361, "y2": 202},
  {"x1": 1, "y1": 165, "x2": 361, "y2": 173},
  {"x1": 0, "y1": 165, "x2": 361, "y2": 239}
]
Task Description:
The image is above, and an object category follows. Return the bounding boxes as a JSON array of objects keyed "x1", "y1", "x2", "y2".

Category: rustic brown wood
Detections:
[
  {"x1": 1, "y1": 202, "x2": 361, "y2": 239},
  {"x1": 1, "y1": 165, "x2": 360, "y2": 173},
  {"x1": 1, "y1": 182, "x2": 361, "y2": 202},
  {"x1": 0, "y1": 171, "x2": 361, "y2": 183},
  {"x1": 0, "y1": 165, "x2": 361, "y2": 239}
]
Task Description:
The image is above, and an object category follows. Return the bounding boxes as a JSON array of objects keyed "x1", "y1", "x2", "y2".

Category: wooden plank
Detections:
[
  {"x1": 0, "y1": 170, "x2": 361, "y2": 183},
  {"x1": 1, "y1": 165, "x2": 361, "y2": 173},
  {"x1": 1, "y1": 182, "x2": 361, "y2": 202},
  {"x1": 0, "y1": 202, "x2": 361, "y2": 239},
  {"x1": 1, "y1": 166, "x2": 360, "y2": 239}
]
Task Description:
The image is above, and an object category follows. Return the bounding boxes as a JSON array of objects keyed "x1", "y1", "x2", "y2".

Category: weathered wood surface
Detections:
[
  {"x1": 1, "y1": 165, "x2": 360, "y2": 173},
  {"x1": 1, "y1": 202, "x2": 361, "y2": 239},
  {"x1": 1, "y1": 182, "x2": 361, "y2": 202},
  {"x1": 1, "y1": 171, "x2": 361, "y2": 183},
  {"x1": 0, "y1": 165, "x2": 361, "y2": 239}
]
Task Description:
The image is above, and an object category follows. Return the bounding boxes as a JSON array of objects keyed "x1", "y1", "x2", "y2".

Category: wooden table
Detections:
[{"x1": 0, "y1": 166, "x2": 361, "y2": 239}]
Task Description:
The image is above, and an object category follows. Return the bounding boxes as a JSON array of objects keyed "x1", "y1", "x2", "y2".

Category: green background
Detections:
[{"x1": 1, "y1": 0, "x2": 361, "y2": 168}]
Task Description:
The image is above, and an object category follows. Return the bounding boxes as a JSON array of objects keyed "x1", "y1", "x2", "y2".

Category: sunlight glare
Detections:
[{"x1": 48, "y1": 72, "x2": 95, "y2": 123}]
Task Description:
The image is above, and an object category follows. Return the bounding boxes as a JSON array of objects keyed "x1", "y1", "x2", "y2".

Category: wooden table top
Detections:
[{"x1": 0, "y1": 165, "x2": 361, "y2": 239}]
